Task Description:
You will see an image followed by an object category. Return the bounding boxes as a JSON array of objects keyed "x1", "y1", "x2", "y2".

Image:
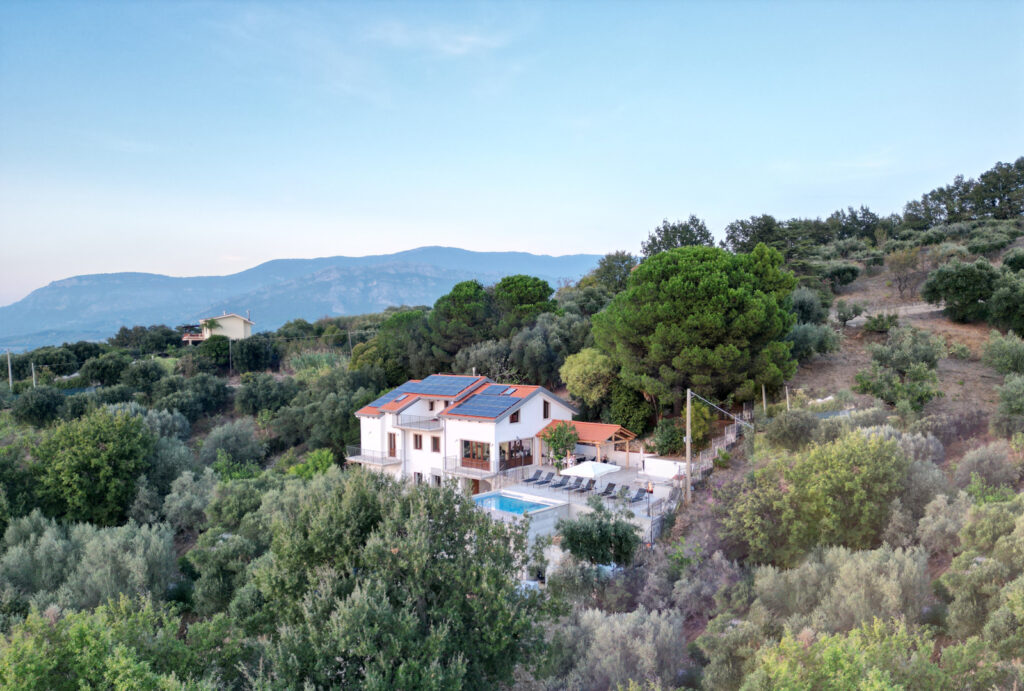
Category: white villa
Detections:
[
  {"x1": 181, "y1": 312, "x2": 254, "y2": 345},
  {"x1": 348, "y1": 374, "x2": 578, "y2": 493}
]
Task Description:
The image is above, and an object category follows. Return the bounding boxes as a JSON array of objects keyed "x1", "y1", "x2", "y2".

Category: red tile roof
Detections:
[{"x1": 538, "y1": 420, "x2": 637, "y2": 444}]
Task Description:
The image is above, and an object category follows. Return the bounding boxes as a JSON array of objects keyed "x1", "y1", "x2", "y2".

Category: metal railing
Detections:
[
  {"x1": 345, "y1": 445, "x2": 401, "y2": 466},
  {"x1": 395, "y1": 414, "x2": 442, "y2": 431}
]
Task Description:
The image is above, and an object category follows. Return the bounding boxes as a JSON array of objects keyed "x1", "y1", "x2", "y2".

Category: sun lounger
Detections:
[
  {"x1": 521, "y1": 470, "x2": 543, "y2": 484},
  {"x1": 574, "y1": 479, "x2": 595, "y2": 494},
  {"x1": 564, "y1": 477, "x2": 583, "y2": 492},
  {"x1": 550, "y1": 476, "x2": 570, "y2": 490},
  {"x1": 596, "y1": 483, "x2": 616, "y2": 498},
  {"x1": 534, "y1": 472, "x2": 555, "y2": 486},
  {"x1": 628, "y1": 487, "x2": 647, "y2": 503}
]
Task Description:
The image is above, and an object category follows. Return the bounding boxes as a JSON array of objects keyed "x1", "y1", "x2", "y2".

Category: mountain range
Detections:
[{"x1": 0, "y1": 246, "x2": 601, "y2": 350}]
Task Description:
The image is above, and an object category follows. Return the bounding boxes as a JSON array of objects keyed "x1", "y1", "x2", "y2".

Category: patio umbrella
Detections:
[{"x1": 560, "y1": 461, "x2": 621, "y2": 479}]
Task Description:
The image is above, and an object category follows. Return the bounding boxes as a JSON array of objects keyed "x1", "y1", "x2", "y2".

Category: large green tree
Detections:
[
  {"x1": 428, "y1": 280, "x2": 496, "y2": 368},
  {"x1": 32, "y1": 409, "x2": 155, "y2": 525},
  {"x1": 921, "y1": 259, "x2": 1000, "y2": 322},
  {"x1": 592, "y1": 244, "x2": 796, "y2": 412},
  {"x1": 641, "y1": 216, "x2": 714, "y2": 257}
]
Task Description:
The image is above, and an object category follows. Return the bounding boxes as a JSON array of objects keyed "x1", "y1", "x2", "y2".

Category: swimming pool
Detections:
[{"x1": 474, "y1": 493, "x2": 553, "y2": 515}]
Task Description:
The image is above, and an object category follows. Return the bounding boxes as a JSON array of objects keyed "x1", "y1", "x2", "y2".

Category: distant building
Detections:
[
  {"x1": 181, "y1": 312, "x2": 253, "y2": 344},
  {"x1": 349, "y1": 374, "x2": 577, "y2": 494}
]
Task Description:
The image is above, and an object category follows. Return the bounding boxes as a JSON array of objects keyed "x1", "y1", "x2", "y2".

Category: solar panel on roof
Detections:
[
  {"x1": 482, "y1": 384, "x2": 507, "y2": 395},
  {"x1": 448, "y1": 394, "x2": 519, "y2": 418},
  {"x1": 409, "y1": 375, "x2": 474, "y2": 396},
  {"x1": 364, "y1": 382, "x2": 418, "y2": 409}
]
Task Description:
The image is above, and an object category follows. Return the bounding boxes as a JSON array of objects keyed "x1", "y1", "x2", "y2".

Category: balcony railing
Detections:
[
  {"x1": 345, "y1": 445, "x2": 402, "y2": 466},
  {"x1": 443, "y1": 455, "x2": 496, "y2": 478},
  {"x1": 395, "y1": 414, "x2": 443, "y2": 431}
]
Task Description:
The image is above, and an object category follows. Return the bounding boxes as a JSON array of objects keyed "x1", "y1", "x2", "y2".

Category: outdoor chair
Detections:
[
  {"x1": 521, "y1": 470, "x2": 543, "y2": 484},
  {"x1": 628, "y1": 488, "x2": 647, "y2": 503},
  {"x1": 575, "y1": 479, "x2": 595, "y2": 494},
  {"x1": 564, "y1": 477, "x2": 583, "y2": 492},
  {"x1": 550, "y1": 476, "x2": 570, "y2": 490},
  {"x1": 586, "y1": 456, "x2": 596, "y2": 463},
  {"x1": 596, "y1": 483, "x2": 616, "y2": 498},
  {"x1": 534, "y1": 472, "x2": 555, "y2": 486}
]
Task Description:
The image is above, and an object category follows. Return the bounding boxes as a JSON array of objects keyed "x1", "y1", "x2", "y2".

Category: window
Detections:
[
  {"x1": 543, "y1": 400, "x2": 550, "y2": 419},
  {"x1": 414, "y1": 472, "x2": 423, "y2": 485},
  {"x1": 413, "y1": 434, "x2": 423, "y2": 450},
  {"x1": 433, "y1": 474, "x2": 442, "y2": 487},
  {"x1": 428, "y1": 401, "x2": 435, "y2": 412},
  {"x1": 510, "y1": 410, "x2": 520, "y2": 423},
  {"x1": 431, "y1": 436, "x2": 441, "y2": 453},
  {"x1": 462, "y1": 441, "x2": 490, "y2": 462}
]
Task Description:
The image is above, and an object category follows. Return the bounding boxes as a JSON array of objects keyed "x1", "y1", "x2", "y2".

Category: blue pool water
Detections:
[{"x1": 475, "y1": 494, "x2": 550, "y2": 514}]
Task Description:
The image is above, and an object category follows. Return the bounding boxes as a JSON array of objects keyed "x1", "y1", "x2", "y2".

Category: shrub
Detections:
[
  {"x1": 821, "y1": 261, "x2": 860, "y2": 288},
  {"x1": 1002, "y1": 247, "x2": 1024, "y2": 273},
  {"x1": 719, "y1": 431, "x2": 909, "y2": 566},
  {"x1": 786, "y1": 323, "x2": 839, "y2": 362},
  {"x1": 287, "y1": 448, "x2": 336, "y2": 479},
  {"x1": 992, "y1": 374, "x2": 1024, "y2": 438},
  {"x1": 651, "y1": 405, "x2": 712, "y2": 455},
  {"x1": 954, "y1": 442, "x2": 1018, "y2": 489},
  {"x1": 563, "y1": 607, "x2": 686, "y2": 690},
  {"x1": 921, "y1": 259, "x2": 1000, "y2": 323},
  {"x1": 948, "y1": 342, "x2": 972, "y2": 359},
  {"x1": 120, "y1": 359, "x2": 166, "y2": 395},
  {"x1": 145, "y1": 436, "x2": 197, "y2": 496},
  {"x1": 143, "y1": 407, "x2": 191, "y2": 441},
  {"x1": 790, "y1": 287, "x2": 827, "y2": 324},
  {"x1": 557, "y1": 497, "x2": 641, "y2": 566},
  {"x1": 199, "y1": 419, "x2": 266, "y2": 468},
  {"x1": 234, "y1": 373, "x2": 300, "y2": 415},
  {"x1": 989, "y1": 272, "x2": 1024, "y2": 334},
  {"x1": 79, "y1": 351, "x2": 131, "y2": 386},
  {"x1": 162, "y1": 468, "x2": 217, "y2": 533},
  {"x1": 11, "y1": 386, "x2": 64, "y2": 427},
  {"x1": 750, "y1": 545, "x2": 930, "y2": 634},
  {"x1": 94, "y1": 383, "x2": 133, "y2": 404},
  {"x1": 863, "y1": 312, "x2": 899, "y2": 332},
  {"x1": 32, "y1": 409, "x2": 155, "y2": 525},
  {"x1": 834, "y1": 299, "x2": 864, "y2": 327},
  {"x1": 967, "y1": 230, "x2": 1013, "y2": 256},
  {"x1": 916, "y1": 492, "x2": 971, "y2": 554},
  {"x1": 984, "y1": 330, "x2": 1024, "y2": 375},
  {"x1": 0, "y1": 510, "x2": 175, "y2": 611},
  {"x1": 764, "y1": 409, "x2": 820, "y2": 451},
  {"x1": 910, "y1": 410, "x2": 987, "y2": 445}
]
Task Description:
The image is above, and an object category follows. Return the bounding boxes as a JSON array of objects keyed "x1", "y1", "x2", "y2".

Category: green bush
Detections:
[
  {"x1": 1003, "y1": 247, "x2": 1024, "y2": 273},
  {"x1": 834, "y1": 299, "x2": 864, "y2": 327},
  {"x1": 607, "y1": 381, "x2": 653, "y2": 435},
  {"x1": 719, "y1": 431, "x2": 909, "y2": 566},
  {"x1": 921, "y1": 259, "x2": 1000, "y2": 323},
  {"x1": 948, "y1": 342, "x2": 972, "y2": 359},
  {"x1": 557, "y1": 497, "x2": 641, "y2": 566},
  {"x1": 199, "y1": 419, "x2": 266, "y2": 468},
  {"x1": 967, "y1": 230, "x2": 1013, "y2": 256},
  {"x1": 234, "y1": 372, "x2": 300, "y2": 415},
  {"x1": 989, "y1": 272, "x2": 1024, "y2": 334},
  {"x1": 764, "y1": 409, "x2": 820, "y2": 451},
  {"x1": 11, "y1": 386, "x2": 64, "y2": 427},
  {"x1": 821, "y1": 261, "x2": 860, "y2": 288},
  {"x1": 786, "y1": 323, "x2": 839, "y2": 362},
  {"x1": 954, "y1": 442, "x2": 1018, "y2": 489},
  {"x1": 978, "y1": 331, "x2": 1024, "y2": 376},
  {"x1": 991, "y1": 374, "x2": 1024, "y2": 438},
  {"x1": 79, "y1": 351, "x2": 131, "y2": 386},
  {"x1": 863, "y1": 312, "x2": 899, "y2": 332},
  {"x1": 790, "y1": 287, "x2": 828, "y2": 324}
]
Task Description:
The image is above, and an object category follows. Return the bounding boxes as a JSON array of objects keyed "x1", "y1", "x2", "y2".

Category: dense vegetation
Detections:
[{"x1": 1, "y1": 156, "x2": 1023, "y2": 688}]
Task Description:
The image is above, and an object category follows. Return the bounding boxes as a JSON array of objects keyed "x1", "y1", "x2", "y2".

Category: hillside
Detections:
[{"x1": 0, "y1": 246, "x2": 600, "y2": 349}]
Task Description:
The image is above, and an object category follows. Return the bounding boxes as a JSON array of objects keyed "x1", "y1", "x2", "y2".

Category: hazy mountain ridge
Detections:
[{"x1": 0, "y1": 246, "x2": 600, "y2": 349}]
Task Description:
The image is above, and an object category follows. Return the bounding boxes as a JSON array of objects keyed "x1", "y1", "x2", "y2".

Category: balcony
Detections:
[
  {"x1": 345, "y1": 445, "x2": 402, "y2": 466},
  {"x1": 395, "y1": 414, "x2": 443, "y2": 431},
  {"x1": 443, "y1": 455, "x2": 496, "y2": 479}
]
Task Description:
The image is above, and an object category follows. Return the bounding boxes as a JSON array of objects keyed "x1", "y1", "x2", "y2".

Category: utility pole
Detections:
[
  {"x1": 785, "y1": 385, "x2": 791, "y2": 411},
  {"x1": 347, "y1": 328, "x2": 354, "y2": 358},
  {"x1": 6, "y1": 350, "x2": 12, "y2": 392},
  {"x1": 228, "y1": 340, "x2": 233, "y2": 376},
  {"x1": 31, "y1": 362, "x2": 36, "y2": 388},
  {"x1": 762, "y1": 383, "x2": 767, "y2": 414},
  {"x1": 685, "y1": 388, "x2": 692, "y2": 504}
]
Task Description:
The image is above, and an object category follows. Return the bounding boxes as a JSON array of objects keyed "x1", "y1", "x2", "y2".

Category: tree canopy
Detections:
[{"x1": 592, "y1": 244, "x2": 796, "y2": 411}]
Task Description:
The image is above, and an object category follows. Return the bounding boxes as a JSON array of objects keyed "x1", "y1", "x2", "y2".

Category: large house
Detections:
[
  {"x1": 181, "y1": 312, "x2": 254, "y2": 344},
  {"x1": 349, "y1": 374, "x2": 576, "y2": 493}
]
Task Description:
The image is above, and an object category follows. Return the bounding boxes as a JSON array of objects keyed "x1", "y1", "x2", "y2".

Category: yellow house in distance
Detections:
[{"x1": 182, "y1": 312, "x2": 254, "y2": 344}]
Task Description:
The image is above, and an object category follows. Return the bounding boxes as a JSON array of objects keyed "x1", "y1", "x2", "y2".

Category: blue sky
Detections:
[{"x1": 1, "y1": 1, "x2": 1022, "y2": 306}]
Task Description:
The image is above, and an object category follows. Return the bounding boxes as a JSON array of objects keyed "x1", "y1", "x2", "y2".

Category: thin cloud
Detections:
[{"x1": 368, "y1": 20, "x2": 505, "y2": 57}]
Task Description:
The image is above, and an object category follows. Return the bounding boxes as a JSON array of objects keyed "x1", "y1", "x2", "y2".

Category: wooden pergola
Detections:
[{"x1": 537, "y1": 420, "x2": 638, "y2": 467}]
